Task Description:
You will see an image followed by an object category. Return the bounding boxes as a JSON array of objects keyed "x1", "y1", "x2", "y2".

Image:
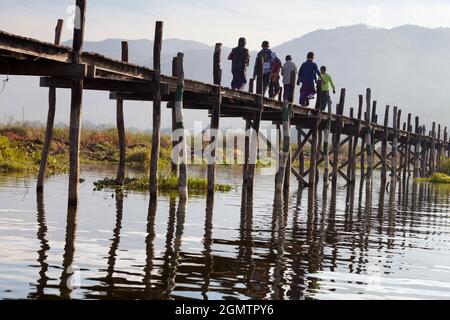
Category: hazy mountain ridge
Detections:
[{"x1": 1, "y1": 24, "x2": 449, "y2": 129}]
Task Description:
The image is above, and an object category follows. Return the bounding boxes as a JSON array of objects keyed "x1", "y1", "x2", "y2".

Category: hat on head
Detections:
[{"x1": 286, "y1": 55, "x2": 292, "y2": 61}]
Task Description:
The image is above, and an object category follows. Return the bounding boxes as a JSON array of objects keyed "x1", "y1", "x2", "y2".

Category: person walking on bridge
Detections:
[
  {"x1": 228, "y1": 37, "x2": 250, "y2": 91},
  {"x1": 269, "y1": 52, "x2": 282, "y2": 99},
  {"x1": 281, "y1": 55, "x2": 297, "y2": 102},
  {"x1": 253, "y1": 41, "x2": 273, "y2": 95},
  {"x1": 319, "y1": 66, "x2": 336, "y2": 111},
  {"x1": 297, "y1": 52, "x2": 322, "y2": 107}
]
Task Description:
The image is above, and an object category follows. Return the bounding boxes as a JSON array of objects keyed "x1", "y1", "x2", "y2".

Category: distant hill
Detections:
[{"x1": 1, "y1": 25, "x2": 449, "y2": 130}]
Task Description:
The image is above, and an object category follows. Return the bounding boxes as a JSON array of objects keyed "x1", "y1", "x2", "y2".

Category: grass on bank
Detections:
[{"x1": 93, "y1": 175, "x2": 233, "y2": 194}]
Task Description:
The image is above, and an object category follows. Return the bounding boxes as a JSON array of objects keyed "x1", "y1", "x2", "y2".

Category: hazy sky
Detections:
[{"x1": 1, "y1": 0, "x2": 450, "y2": 49}]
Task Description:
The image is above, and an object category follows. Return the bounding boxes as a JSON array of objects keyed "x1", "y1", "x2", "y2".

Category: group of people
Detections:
[{"x1": 227, "y1": 38, "x2": 336, "y2": 110}]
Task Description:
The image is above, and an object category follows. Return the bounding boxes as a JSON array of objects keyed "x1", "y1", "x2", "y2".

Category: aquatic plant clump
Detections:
[
  {"x1": 94, "y1": 175, "x2": 234, "y2": 194},
  {"x1": 416, "y1": 172, "x2": 450, "y2": 184}
]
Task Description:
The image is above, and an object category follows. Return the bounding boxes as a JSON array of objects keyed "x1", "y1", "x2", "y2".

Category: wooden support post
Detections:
[
  {"x1": 207, "y1": 43, "x2": 223, "y2": 195},
  {"x1": 331, "y1": 89, "x2": 346, "y2": 187},
  {"x1": 346, "y1": 108, "x2": 354, "y2": 180},
  {"x1": 309, "y1": 111, "x2": 319, "y2": 188},
  {"x1": 283, "y1": 72, "x2": 295, "y2": 193},
  {"x1": 406, "y1": 114, "x2": 412, "y2": 178},
  {"x1": 358, "y1": 95, "x2": 365, "y2": 180},
  {"x1": 400, "y1": 122, "x2": 406, "y2": 180},
  {"x1": 174, "y1": 53, "x2": 188, "y2": 197},
  {"x1": 247, "y1": 57, "x2": 264, "y2": 195},
  {"x1": 116, "y1": 41, "x2": 128, "y2": 185},
  {"x1": 381, "y1": 105, "x2": 389, "y2": 183},
  {"x1": 68, "y1": 0, "x2": 86, "y2": 206},
  {"x1": 444, "y1": 127, "x2": 448, "y2": 161},
  {"x1": 323, "y1": 99, "x2": 332, "y2": 188},
  {"x1": 37, "y1": 19, "x2": 64, "y2": 192},
  {"x1": 275, "y1": 101, "x2": 292, "y2": 194},
  {"x1": 421, "y1": 125, "x2": 427, "y2": 177},
  {"x1": 437, "y1": 124, "x2": 442, "y2": 170},
  {"x1": 297, "y1": 125, "x2": 305, "y2": 188},
  {"x1": 365, "y1": 88, "x2": 374, "y2": 181},
  {"x1": 430, "y1": 122, "x2": 436, "y2": 174},
  {"x1": 414, "y1": 125, "x2": 422, "y2": 179},
  {"x1": 149, "y1": 21, "x2": 163, "y2": 201},
  {"x1": 391, "y1": 107, "x2": 399, "y2": 185},
  {"x1": 171, "y1": 57, "x2": 179, "y2": 176}
]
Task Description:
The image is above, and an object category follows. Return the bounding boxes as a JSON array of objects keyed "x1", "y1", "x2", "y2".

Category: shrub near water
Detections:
[{"x1": 94, "y1": 175, "x2": 233, "y2": 194}]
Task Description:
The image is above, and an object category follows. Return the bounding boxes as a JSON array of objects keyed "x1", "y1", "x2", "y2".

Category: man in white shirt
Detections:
[{"x1": 281, "y1": 55, "x2": 297, "y2": 102}]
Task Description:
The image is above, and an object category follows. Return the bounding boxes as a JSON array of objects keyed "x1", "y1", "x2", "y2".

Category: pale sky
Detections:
[{"x1": 1, "y1": 0, "x2": 450, "y2": 49}]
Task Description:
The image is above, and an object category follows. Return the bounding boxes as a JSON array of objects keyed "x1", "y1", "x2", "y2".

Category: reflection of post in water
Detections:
[
  {"x1": 104, "y1": 190, "x2": 124, "y2": 297},
  {"x1": 377, "y1": 179, "x2": 387, "y2": 235},
  {"x1": 59, "y1": 205, "x2": 78, "y2": 299},
  {"x1": 29, "y1": 192, "x2": 50, "y2": 299},
  {"x1": 289, "y1": 189, "x2": 305, "y2": 300},
  {"x1": 238, "y1": 192, "x2": 254, "y2": 296},
  {"x1": 160, "y1": 197, "x2": 177, "y2": 298},
  {"x1": 343, "y1": 184, "x2": 355, "y2": 232},
  {"x1": 143, "y1": 200, "x2": 157, "y2": 295},
  {"x1": 164, "y1": 197, "x2": 187, "y2": 298},
  {"x1": 201, "y1": 195, "x2": 214, "y2": 300},
  {"x1": 326, "y1": 186, "x2": 338, "y2": 271},
  {"x1": 269, "y1": 194, "x2": 288, "y2": 300}
]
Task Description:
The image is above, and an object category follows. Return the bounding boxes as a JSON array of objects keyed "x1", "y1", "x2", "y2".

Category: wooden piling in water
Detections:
[
  {"x1": 413, "y1": 117, "x2": 421, "y2": 178},
  {"x1": 207, "y1": 43, "x2": 223, "y2": 195},
  {"x1": 37, "y1": 18, "x2": 64, "y2": 192},
  {"x1": 171, "y1": 57, "x2": 179, "y2": 176},
  {"x1": 246, "y1": 57, "x2": 264, "y2": 195},
  {"x1": 357, "y1": 95, "x2": 365, "y2": 181},
  {"x1": 437, "y1": 124, "x2": 442, "y2": 170},
  {"x1": 391, "y1": 107, "x2": 399, "y2": 185},
  {"x1": 274, "y1": 100, "x2": 292, "y2": 194},
  {"x1": 381, "y1": 105, "x2": 389, "y2": 183},
  {"x1": 308, "y1": 112, "x2": 319, "y2": 188},
  {"x1": 364, "y1": 88, "x2": 374, "y2": 181},
  {"x1": 406, "y1": 114, "x2": 412, "y2": 178},
  {"x1": 149, "y1": 21, "x2": 163, "y2": 201},
  {"x1": 283, "y1": 71, "x2": 296, "y2": 193},
  {"x1": 68, "y1": 0, "x2": 86, "y2": 206},
  {"x1": 346, "y1": 108, "x2": 354, "y2": 182},
  {"x1": 116, "y1": 41, "x2": 128, "y2": 186},
  {"x1": 175, "y1": 53, "x2": 188, "y2": 198},
  {"x1": 430, "y1": 122, "x2": 436, "y2": 174},
  {"x1": 323, "y1": 99, "x2": 332, "y2": 188},
  {"x1": 421, "y1": 125, "x2": 427, "y2": 177}
]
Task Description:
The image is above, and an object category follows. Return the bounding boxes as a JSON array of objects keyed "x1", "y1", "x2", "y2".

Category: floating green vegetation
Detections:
[
  {"x1": 416, "y1": 172, "x2": 450, "y2": 184},
  {"x1": 93, "y1": 175, "x2": 234, "y2": 194}
]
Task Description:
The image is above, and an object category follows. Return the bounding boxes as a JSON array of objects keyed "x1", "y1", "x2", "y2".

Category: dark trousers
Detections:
[
  {"x1": 269, "y1": 80, "x2": 280, "y2": 99},
  {"x1": 283, "y1": 84, "x2": 294, "y2": 102},
  {"x1": 320, "y1": 90, "x2": 331, "y2": 111}
]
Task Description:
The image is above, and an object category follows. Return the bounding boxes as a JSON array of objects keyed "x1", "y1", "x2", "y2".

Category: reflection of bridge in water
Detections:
[{"x1": 28, "y1": 180, "x2": 449, "y2": 300}]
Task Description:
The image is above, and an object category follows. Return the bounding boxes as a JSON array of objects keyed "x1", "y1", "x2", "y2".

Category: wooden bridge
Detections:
[{"x1": 0, "y1": 1, "x2": 448, "y2": 206}]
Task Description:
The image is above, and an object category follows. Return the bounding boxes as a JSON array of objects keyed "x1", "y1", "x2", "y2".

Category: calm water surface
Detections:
[{"x1": 0, "y1": 167, "x2": 449, "y2": 300}]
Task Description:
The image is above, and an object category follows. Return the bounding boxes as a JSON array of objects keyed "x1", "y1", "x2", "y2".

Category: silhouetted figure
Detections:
[
  {"x1": 297, "y1": 52, "x2": 321, "y2": 106},
  {"x1": 319, "y1": 66, "x2": 336, "y2": 111},
  {"x1": 269, "y1": 52, "x2": 282, "y2": 99},
  {"x1": 281, "y1": 55, "x2": 297, "y2": 102},
  {"x1": 228, "y1": 37, "x2": 250, "y2": 91},
  {"x1": 253, "y1": 41, "x2": 273, "y2": 95}
]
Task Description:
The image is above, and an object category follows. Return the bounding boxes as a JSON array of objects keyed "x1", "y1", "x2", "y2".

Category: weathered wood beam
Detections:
[{"x1": 0, "y1": 61, "x2": 87, "y2": 77}]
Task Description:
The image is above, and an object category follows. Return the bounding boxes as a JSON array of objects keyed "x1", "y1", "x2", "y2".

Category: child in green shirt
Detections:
[{"x1": 320, "y1": 66, "x2": 336, "y2": 111}]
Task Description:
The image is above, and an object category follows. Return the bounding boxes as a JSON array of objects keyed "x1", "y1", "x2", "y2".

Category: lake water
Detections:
[{"x1": 0, "y1": 166, "x2": 449, "y2": 300}]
